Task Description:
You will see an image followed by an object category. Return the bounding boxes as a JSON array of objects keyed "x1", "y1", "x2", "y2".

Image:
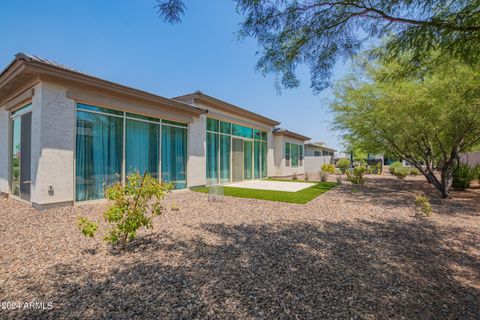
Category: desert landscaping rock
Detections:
[{"x1": 0, "y1": 175, "x2": 479, "y2": 319}]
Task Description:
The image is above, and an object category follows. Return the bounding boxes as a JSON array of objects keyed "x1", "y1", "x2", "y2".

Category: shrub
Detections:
[
  {"x1": 319, "y1": 170, "x2": 327, "y2": 182},
  {"x1": 392, "y1": 166, "x2": 410, "y2": 179},
  {"x1": 374, "y1": 162, "x2": 382, "y2": 175},
  {"x1": 336, "y1": 158, "x2": 350, "y2": 173},
  {"x1": 452, "y1": 164, "x2": 476, "y2": 190},
  {"x1": 346, "y1": 165, "x2": 366, "y2": 185},
  {"x1": 78, "y1": 172, "x2": 172, "y2": 247},
  {"x1": 415, "y1": 194, "x2": 432, "y2": 217},
  {"x1": 389, "y1": 161, "x2": 402, "y2": 174},
  {"x1": 304, "y1": 172, "x2": 309, "y2": 181},
  {"x1": 336, "y1": 175, "x2": 342, "y2": 184},
  {"x1": 409, "y1": 167, "x2": 421, "y2": 176},
  {"x1": 77, "y1": 217, "x2": 98, "y2": 238},
  {"x1": 321, "y1": 163, "x2": 335, "y2": 174},
  {"x1": 292, "y1": 172, "x2": 298, "y2": 180}
]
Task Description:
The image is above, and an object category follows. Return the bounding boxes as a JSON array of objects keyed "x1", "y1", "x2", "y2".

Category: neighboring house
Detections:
[
  {"x1": 305, "y1": 142, "x2": 336, "y2": 157},
  {"x1": 304, "y1": 142, "x2": 336, "y2": 174},
  {"x1": 272, "y1": 129, "x2": 310, "y2": 177},
  {"x1": 0, "y1": 53, "x2": 321, "y2": 208}
]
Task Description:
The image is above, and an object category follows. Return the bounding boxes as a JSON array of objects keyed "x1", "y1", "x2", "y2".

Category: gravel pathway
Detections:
[{"x1": 0, "y1": 175, "x2": 479, "y2": 319}]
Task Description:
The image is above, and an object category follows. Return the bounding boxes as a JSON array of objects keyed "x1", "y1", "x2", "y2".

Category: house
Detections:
[
  {"x1": 304, "y1": 142, "x2": 337, "y2": 175},
  {"x1": 0, "y1": 53, "x2": 321, "y2": 208},
  {"x1": 272, "y1": 129, "x2": 310, "y2": 177},
  {"x1": 305, "y1": 142, "x2": 336, "y2": 157}
]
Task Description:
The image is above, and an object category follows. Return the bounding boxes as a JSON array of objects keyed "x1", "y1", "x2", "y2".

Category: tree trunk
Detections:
[{"x1": 439, "y1": 164, "x2": 455, "y2": 199}]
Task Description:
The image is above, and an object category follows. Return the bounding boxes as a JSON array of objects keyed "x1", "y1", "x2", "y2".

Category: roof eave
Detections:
[
  {"x1": 273, "y1": 130, "x2": 311, "y2": 141},
  {"x1": 174, "y1": 92, "x2": 280, "y2": 127},
  {"x1": 0, "y1": 56, "x2": 206, "y2": 117}
]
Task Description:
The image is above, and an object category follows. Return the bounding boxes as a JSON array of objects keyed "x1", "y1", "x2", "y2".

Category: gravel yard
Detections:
[{"x1": 1, "y1": 175, "x2": 479, "y2": 319}]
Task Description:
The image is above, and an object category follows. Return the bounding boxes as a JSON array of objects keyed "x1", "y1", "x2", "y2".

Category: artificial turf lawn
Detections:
[{"x1": 190, "y1": 181, "x2": 338, "y2": 204}]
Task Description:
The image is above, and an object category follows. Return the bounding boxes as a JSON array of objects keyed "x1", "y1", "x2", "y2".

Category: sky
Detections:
[{"x1": 0, "y1": 0, "x2": 350, "y2": 150}]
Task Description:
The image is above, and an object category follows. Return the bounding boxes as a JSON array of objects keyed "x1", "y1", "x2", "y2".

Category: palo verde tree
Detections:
[
  {"x1": 331, "y1": 53, "x2": 480, "y2": 198},
  {"x1": 156, "y1": 0, "x2": 480, "y2": 92}
]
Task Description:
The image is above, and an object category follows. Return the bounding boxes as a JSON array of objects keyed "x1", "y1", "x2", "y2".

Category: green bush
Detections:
[
  {"x1": 392, "y1": 166, "x2": 410, "y2": 179},
  {"x1": 409, "y1": 167, "x2": 421, "y2": 176},
  {"x1": 389, "y1": 161, "x2": 402, "y2": 174},
  {"x1": 346, "y1": 166, "x2": 366, "y2": 185},
  {"x1": 77, "y1": 217, "x2": 98, "y2": 238},
  {"x1": 452, "y1": 164, "x2": 476, "y2": 190},
  {"x1": 336, "y1": 158, "x2": 350, "y2": 173},
  {"x1": 415, "y1": 194, "x2": 432, "y2": 217},
  {"x1": 321, "y1": 163, "x2": 335, "y2": 174},
  {"x1": 77, "y1": 172, "x2": 172, "y2": 247},
  {"x1": 376, "y1": 162, "x2": 383, "y2": 175}
]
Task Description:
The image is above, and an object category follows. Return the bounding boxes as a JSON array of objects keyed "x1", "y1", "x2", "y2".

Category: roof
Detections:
[
  {"x1": 0, "y1": 53, "x2": 206, "y2": 117},
  {"x1": 272, "y1": 128, "x2": 311, "y2": 141},
  {"x1": 305, "y1": 142, "x2": 337, "y2": 152},
  {"x1": 174, "y1": 91, "x2": 280, "y2": 127}
]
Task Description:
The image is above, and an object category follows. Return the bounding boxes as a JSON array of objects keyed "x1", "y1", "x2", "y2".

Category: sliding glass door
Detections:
[
  {"x1": 206, "y1": 117, "x2": 268, "y2": 185},
  {"x1": 219, "y1": 135, "x2": 231, "y2": 183},
  {"x1": 232, "y1": 138, "x2": 243, "y2": 182},
  {"x1": 11, "y1": 105, "x2": 32, "y2": 201},
  {"x1": 11, "y1": 117, "x2": 21, "y2": 197},
  {"x1": 244, "y1": 140, "x2": 253, "y2": 180}
]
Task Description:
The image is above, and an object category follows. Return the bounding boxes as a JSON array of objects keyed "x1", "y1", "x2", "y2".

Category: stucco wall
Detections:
[
  {"x1": 266, "y1": 131, "x2": 275, "y2": 177},
  {"x1": 30, "y1": 82, "x2": 75, "y2": 207},
  {"x1": 187, "y1": 114, "x2": 207, "y2": 187},
  {"x1": 304, "y1": 156, "x2": 332, "y2": 173},
  {"x1": 0, "y1": 107, "x2": 9, "y2": 193}
]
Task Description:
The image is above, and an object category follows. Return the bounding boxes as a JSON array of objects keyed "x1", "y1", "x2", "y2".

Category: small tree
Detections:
[
  {"x1": 332, "y1": 54, "x2": 480, "y2": 198},
  {"x1": 337, "y1": 158, "x2": 350, "y2": 174},
  {"x1": 78, "y1": 172, "x2": 172, "y2": 247}
]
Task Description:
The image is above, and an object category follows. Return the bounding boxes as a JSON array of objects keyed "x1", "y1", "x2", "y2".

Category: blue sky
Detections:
[{"x1": 1, "y1": 0, "x2": 349, "y2": 150}]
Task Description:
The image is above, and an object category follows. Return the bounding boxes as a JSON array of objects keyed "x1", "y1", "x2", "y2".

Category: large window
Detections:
[
  {"x1": 207, "y1": 117, "x2": 267, "y2": 184},
  {"x1": 76, "y1": 110, "x2": 123, "y2": 201},
  {"x1": 126, "y1": 118, "x2": 159, "y2": 178},
  {"x1": 161, "y1": 125, "x2": 187, "y2": 189},
  {"x1": 75, "y1": 103, "x2": 188, "y2": 201},
  {"x1": 285, "y1": 142, "x2": 303, "y2": 168}
]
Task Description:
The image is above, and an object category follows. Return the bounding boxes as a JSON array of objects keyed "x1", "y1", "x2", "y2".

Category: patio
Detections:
[{"x1": 226, "y1": 180, "x2": 315, "y2": 192}]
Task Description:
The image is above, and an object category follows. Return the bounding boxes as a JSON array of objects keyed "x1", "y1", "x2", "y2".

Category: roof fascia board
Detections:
[
  {"x1": 183, "y1": 93, "x2": 280, "y2": 127},
  {"x1": 273, "y1": 130, "x2": 310, "y2": 141},
  {"x1": 2, "y1": 88, "x2": 34, "y2": 110}
]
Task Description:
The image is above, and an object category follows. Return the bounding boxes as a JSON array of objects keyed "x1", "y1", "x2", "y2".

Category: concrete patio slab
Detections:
[{"x1": 226, "y1": 180, "x2": 316, "y2": 192}]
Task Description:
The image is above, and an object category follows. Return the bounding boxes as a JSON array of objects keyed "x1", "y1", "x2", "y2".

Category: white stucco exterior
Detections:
[
  {"x1": 30, "y1": 82, "x2": 75, "y2": 207},
  {"x1": 187, "y1": 114, "x2": 207, "y2": 187},
  {"x1": 273, "y1": 135, "x2": 306, "y2": 177}
]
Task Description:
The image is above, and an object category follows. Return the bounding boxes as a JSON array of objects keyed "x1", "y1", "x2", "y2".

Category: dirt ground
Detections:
[{"x1": 0, "y1": 174, "x2": 479, "y2": 319}]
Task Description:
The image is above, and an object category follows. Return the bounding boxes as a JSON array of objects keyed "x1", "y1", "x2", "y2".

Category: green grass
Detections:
[{"x1": 190, "y1": 181, "x2": 338, "y2": 204}]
